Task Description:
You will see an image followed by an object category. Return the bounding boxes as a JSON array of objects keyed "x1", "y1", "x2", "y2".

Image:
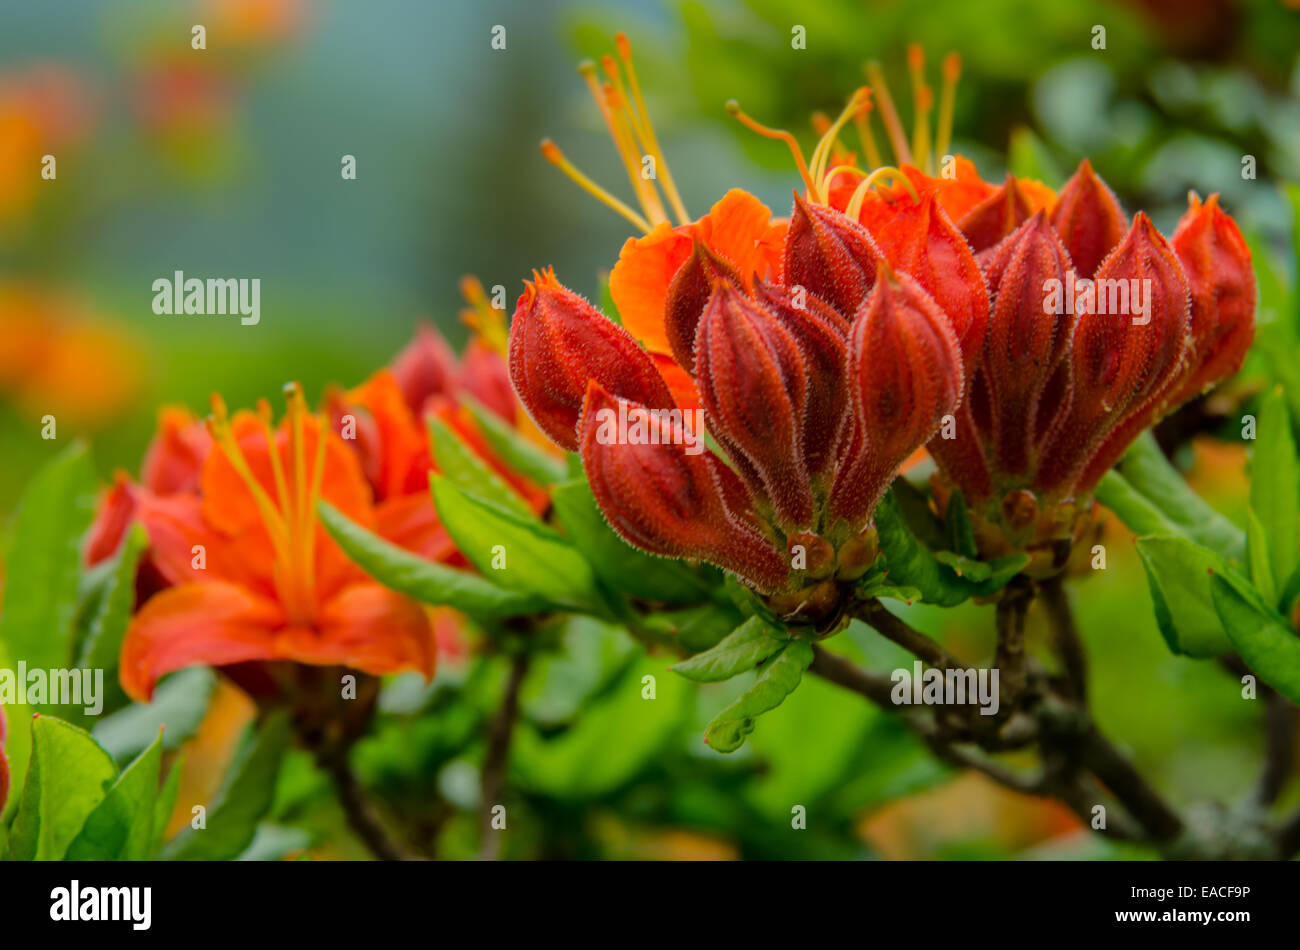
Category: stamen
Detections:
[
  {"x1": 460, "y1": 274, "x2": 509, "y2": 356},
  {"x1": 539, "y1": 139, "x2": 652, "y2": 233},
  {"x1": 256, "y1": 397, "x2": 291, "y2": 519},
  {"x1": 206, "y1": 394, "x2": 290, "y2": 557},
  {"x1": 808, "y1": 88, "x2": 868, "y2": 203},
  {"x1": 615, "y1": 33, "x2": 690, "y2": 225},
  {"x1": 853, "y1": 97, "x2": 884, "y2": 171},
  {"x1": 604, "y1": 82, "x2": 669, "y2": 226},
  {"x1": 935, "y1": 53, "x2": 961, "y2": 166},
  {"x1": 907, "y1": 45, "x2": 933, "y2": 175},
  {"x1": 821, "y1": 164, "x2": 870, "y2": 193},
  {"x1": 810, "y1": 112, "x2": 851, "y2": 165},
  {"x1": 726, "y1": 100, "x2": 815, "y2": 195},
  {"x1": 844, "y1": 166, "x2": 920, "y2": 221},
  {"x1": 864, "y1": 61, "x2": 911, "y2": 166},
  {"x1": 301, "y1": 409, "x2": 329, "y2": 607}
]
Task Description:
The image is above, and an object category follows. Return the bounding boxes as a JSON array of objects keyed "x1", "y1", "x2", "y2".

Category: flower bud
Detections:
[
  {"x1": 663, "y1": 240, "x2": 744, "y2": 373},
  {"x1": 695, "y1": 284, "x2": 815, "y2": 528},
  {"x1": 391, "y1": 324, "x2": 458, "y2": 417},
  {"x1": 784, "y1": 191, "x2": 883, "y2": 318},
  {"x1": 509, "y1": 267, "x2": 676, "y2": 451},
  {"x1": 957, "y1": 173, "x2": 1036, "y2": 254},
  {"x1": 1166, "y1": 192, "x2": 1256, "y2": 408},
  {"x1": 579, "y1": 383, "x2": 788, "y2": 592},
  {"x1": 831, "y1": 265, "x2": 963, "y2": 526},
  {"x1": 1049, "y1": 158, "x2": 1128, "y2": 279}
]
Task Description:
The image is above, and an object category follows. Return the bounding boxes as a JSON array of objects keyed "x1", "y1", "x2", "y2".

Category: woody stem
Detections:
[
  {"x1": 856, "y1": 599, "x2": 961, "y2": 669},
  {"x1": 478, "y1": 651, "x2": 531, "y2": 861}
]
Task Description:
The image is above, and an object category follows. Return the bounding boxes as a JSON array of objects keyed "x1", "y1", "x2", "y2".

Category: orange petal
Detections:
[
  {"x1": 135, "y1": 491, "x2": 276, "y2": 596},
  {"x1": 297, "y1": 583, "x2": 436, "y2": 680},
  {"x1": 373, "y1": 491, "x2": 463, "y2": 565},
  {"x1": 120, "y1": 581, "x2": 285, "y2": 702}
]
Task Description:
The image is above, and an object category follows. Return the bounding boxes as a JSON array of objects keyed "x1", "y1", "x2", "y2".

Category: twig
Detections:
[
  {"x1": 1074, "y1": 724, "x2": 1183, "y2": 844},
  {"x1": 1041, "y1": 575, "x2": 1087, "y2": 701},
  {"x1": 319, "y1": 750, "x2": 417, "y2": 861},
  {"x1": 1258, "y1": 689, "x2": 1297, "y2": 807},
  {"x1": 808, "y1": 644, "x2": 898, "y2": 706},
  {"x1": 479, "y1": 651, "x2": 530, "y2": 861},
  {"x1": 857, "y1": 599, "x2": 961, "y2": 670},
  {"x1": 994, "y1": 581, "x2": 1031, "y2": 707}
]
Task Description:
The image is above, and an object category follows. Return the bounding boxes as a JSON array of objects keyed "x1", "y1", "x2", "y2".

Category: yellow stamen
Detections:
[
  {"x1": 604, "y1": 82, "x2": 669, "y2": 226},
  {"x1": 614, "y1": 33, "x2": 690, "y2": 225},
  {"x1": 821, "y1": 164, "x2": 870, "y2": 193},
  {"x1": 864, "y1": 61, "x2": 911, "y2": 166},
  {"x1": 907, "y1": 45, "x2": 933, "y2": 175},
  {"x1": 206, "y1": 395, "x2": 290, "y2": 558},
  {"x1": 726, "y1": 99, "x2": 816, "y2": 195},
  {"x1": 808, "y1": 88, "x2": 868, "y2": 203},
  {"x1": 256, "y1": 397, "x2": 291, "y2": 522},
  {"x1": 935, "y1": 52, "x2": 961, "y2": 165},
  {"x1": 844, "y1": 166, "x2": 920, "y2": 221},
  {"x1": 460, "y1": 274, "x2": 509, "y2": 357},
  {"x1": 301, "y1": 407, "x2": 329, "y2": 607},
  {"x1": 853, "y1": 99, "x2": 884, "y2": 171},
  {"x1": 539, "y1": 139, "x2": 652, "y2": 233}
]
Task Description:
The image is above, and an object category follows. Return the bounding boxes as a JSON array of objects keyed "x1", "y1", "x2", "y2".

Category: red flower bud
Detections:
[
  {"x1": 1166, "y1": 192, "x2": 1256, "y2": 408},
  {"x1": 784, "y1": 192, "x2": 883, "y2": 318},
  {"x1": 979, "y1": 212, "x2": 1075, "y2": 478},
  {"x1": 663, "y1": 240, "x2": 744, "y2": 373},
  {"x1": 1039, "y1": 213, "x2": 1191, "y2": 495},
  {"x1": 1049, "y1": 158, "x2": 1128, "y2": 279},
  {"x1": 509, "y1": 267, "x2": 676, "y2": 451},
  {"x1": 752, "y1": 279, "x2": 851, "y2": 477},
  {"x1": 957, "y1": 173, "x2": 1036, "y2": 254},
  {"x1": 579, "y1": 383, "x2": 788, "y2": 592},
  {"x1": 865, "y1": 189, "x2": 989, "y2": 364},
  {"x1": 832, "y1": 266, "x2": 964, "y2": 527},
  {"x1": 391, "y1": 323, "x2": 458, "y2": 417},
  {"x1": 695, "y1": 284, "x2": 815, "y2": 529}
]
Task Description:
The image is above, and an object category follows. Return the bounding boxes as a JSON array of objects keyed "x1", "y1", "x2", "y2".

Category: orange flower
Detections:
[
  {"x1": 0, "y1": 65, "x2": 95, "y2": 227},
  {"x1": 118, "y1": 384, "x2": 435, "y2": 702}
]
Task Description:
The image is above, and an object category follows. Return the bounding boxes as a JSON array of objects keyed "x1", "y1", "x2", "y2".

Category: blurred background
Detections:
[{"x1": 2, "y1": 0, "x2": 1299, "y2": 859}]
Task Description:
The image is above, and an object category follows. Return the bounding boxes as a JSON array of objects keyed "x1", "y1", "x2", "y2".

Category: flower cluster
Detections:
[{"x1": 510, "y1": 37, "x2": 1256, "y2": 604}]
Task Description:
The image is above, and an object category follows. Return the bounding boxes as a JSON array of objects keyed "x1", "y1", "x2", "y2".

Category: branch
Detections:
[
  {"x1": 808, "y1": 644, "x2": 898, "y2": 706},
  {"x1": 857, "y1": 599, "x2": 961, "y2": 669},
  {"x1": 1259, "y1": 689, "x2": 1297, "y2": 807},
  {"x1": 478, "y1": 651, "x2": 530, "y2": 861},
  {"x1": 994, "y1": 581, "x2": 1032, "y2": 707},
  {"x1": 319, "y1": 751, "x2": 418, "y2": 861},
  {"x1": 1041, "y1": 575, "x2": 1087, "y2": 701},
  {"x1": 1074, "y1": 724, "x2": 1183, "y2": 844}
]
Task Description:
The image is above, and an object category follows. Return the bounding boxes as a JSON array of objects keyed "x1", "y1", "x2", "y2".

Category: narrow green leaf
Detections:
[
  {"x1": 459, "y1": 394, "x2": 567, "y2": 485},
  {"x1": 66, "y1": 729, "x2": 163, "y2": 860},
  {"x1": 551, "y1": 479, "x2": 711, "y2": 603},
  {"x1": 704, "y1": 639, "x2": 814, "y2": 753},
  {"x1": 428, "y1": 416, "x2": 536, "y2": 518},
  {"x1": 1250, "y1": 387, "x2": 1299, "y2": 594},
  {"x1": 1246, "y1": 509, "x2": 1278, "y2": 608},
  {"x1": 319, "y1": 501, "x2": 545, "y2": 617},
  {"x1": 9, "y1": 715, "x2": 117, "y2": 860},
  {"x1": 672, "y1": 616, "x2": 790, "y2": 683},
  {"x1": 1211, "y1": 571, "x2": 1300, "y2": 704},
  {"x1": 431, "y1": 475, "x2": 602, "y2": 611},
  {"x1": 1008, "y1": 125, "x2": 1064, "y2": 187},
  {"x1": 1111, "y1": 431, "x2": 1245, "y2": 561},
  {"x1": 0, "y1": 444, "x2": 98, "y2": 676},
  {"x1": 75, "y1": 523, "x2": 148, "y2": 718},
  {"x1": 162, "y1": 712, "x2": 291, "y2": 860},
  {"x1": 1135, "y1": 536, "x2": 1235, "y2": 658},
  {"x1": 150, "y1": 756, "x2": 184, "y2": 856},
  {"x1": 944, "y1": 490, "x2": 978, "y2": 559}
]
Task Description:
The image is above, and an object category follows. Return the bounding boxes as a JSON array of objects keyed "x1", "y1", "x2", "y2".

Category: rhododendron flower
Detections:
[
  {"x1": 0, "y1": 66, "x2": 95, "y2": 225},
  {"x1": 518, "y1": 37, "x2": 1255, "y2": 593},
  {"x1": 118, "y1": 383, "x2": 436, "y2": 701}
]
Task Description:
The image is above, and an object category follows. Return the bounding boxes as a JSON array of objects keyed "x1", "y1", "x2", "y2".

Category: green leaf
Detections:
[
  {"x1": 933, "y1": 551, "x2": 993, "y2": 582},
  {"x1": 551, "y1": 479, "x2": 711, "y2": 603},
  {"x1": 1135, "y1": 536, "x2": 1235, "y2": 658},
  {"x1": 1246, "y1": 509, "x2": 1277, "y2": 608},
  {"x1": 9, "y1": 715, "x2": 117, "y2": 860},
  {"x1": 0, "y1": 444, "x2": 98, "y2": 676},
  {"x1": 428, "y1": 416, "x2": 536, "y2": 518},
  {"x1": 944, "y1": 490, "x2": 978, "y2": 559},
  {"x1": 875, "y1": 491, "x2": 1026, "y2": 606},
  {"x1": 431, "y1": 475, "x2": 602, "y2": 611},
  {"x1": 94, "y1": 667, "x2": 216, "y2": 763},
  {"x1": 319, "y1": 501, "x2": 546, "y2": 617},
  {"x1": 66, "y1": 729, "x2": 163, "y2": 860},
  {"x1": 150, "y1": 756, "x2": 184, "y2": 856},
  {"x1": 1210, "y1": 571, "x2": 1300, "y2": 703},
  {"x1": 704, "y1": 639, "x2": 814, "y2": 753},
  {"x1": 1109, "y1": 431, "x2": 1245, "y2": 561},
  {"x1": 1008, "y1": 125, "x2": 1064, "y2": 187},
  {"x1": 162, "y1": 712, "x2": 291, "y2": 860},
  {"x1": 459, "y1": 394, "x2": 568, "y2": 486},
  {"x1": 75, "y1": 523, "x2": 148, "y2": 718},
  {"x1": 672, "y1": 616, "x2": 790, "y2": 683},
  {"x1": 1250, "y1": 387, "x2": 1299, "y2": 595}
]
